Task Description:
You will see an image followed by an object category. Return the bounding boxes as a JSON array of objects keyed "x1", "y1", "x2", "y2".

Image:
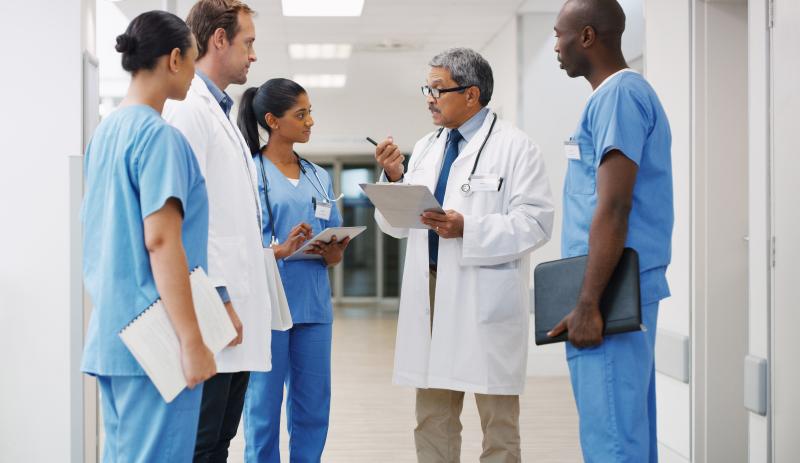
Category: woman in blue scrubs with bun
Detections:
[
  {"x1": 80, "y1": 11, "x2": 216, "y2": 462},
  {"x1": 237, "y1": 78, "x2": 349, "y2": 462}
]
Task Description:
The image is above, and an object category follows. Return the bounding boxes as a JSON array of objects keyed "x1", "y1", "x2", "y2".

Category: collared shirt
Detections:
[
  {"x1": 81, "y1": 105, "x2": 209, "y2": 375},
  {"x1": 562, "y1": 70, "x2": 674, "y2": 305},
  {"x1": 452, "y1": 106, "x2": 490, "y2": 153},
  {"x1": 196, "y1": 70, "x2": 233, "y2": 117}
]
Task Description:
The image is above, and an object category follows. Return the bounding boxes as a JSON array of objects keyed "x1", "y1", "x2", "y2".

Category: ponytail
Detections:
[
  {"x1": 237, "y1": 87, "x2": 262, "y2": 155},
  {"x1": 236, "y1": 78, "x2": 307, "y2": 155}
]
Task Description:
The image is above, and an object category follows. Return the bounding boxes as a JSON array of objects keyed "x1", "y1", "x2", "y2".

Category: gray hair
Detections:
[{"x1": 429, "y1": 48, "x2": 494, "y2": 106}]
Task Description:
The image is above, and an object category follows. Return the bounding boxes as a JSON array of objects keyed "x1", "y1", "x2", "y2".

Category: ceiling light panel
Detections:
[
  {"x1": 281, "y1": 0, "x2": 365, "y2": 17},
  {"x1": 293, "y1": 74, "x2": 348, "y2": 89},
  {"x1": 289, "y1": 44, "x2": 352, "y2": 60}
]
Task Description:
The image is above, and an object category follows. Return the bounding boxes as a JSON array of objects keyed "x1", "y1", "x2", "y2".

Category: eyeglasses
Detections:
[{"x1": 421, "y1": 85, "x2": 472, "y2": 99}]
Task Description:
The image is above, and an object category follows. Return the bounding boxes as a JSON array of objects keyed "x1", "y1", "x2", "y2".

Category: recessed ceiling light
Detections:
[
  {"x1": 281, "y1": 0, "x2": 365, "y2": 17},
  {"x1": 293, "y1": 74, "x2": 347, "y2": 89},
  {"x1": 288, "y1": 44, "x2": 352, "y2": 60}
]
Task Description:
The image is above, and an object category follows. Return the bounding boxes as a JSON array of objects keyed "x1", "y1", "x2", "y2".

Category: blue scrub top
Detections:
[
  {"x1": 254, "y1": 154, "x2": 342, "y2": 324},
  {"x1": 562, "y1": 71, "x2": 674, "y2": 305},
  {"x1": 81, "y1": 105, "x2": 209, "y2": 376}
]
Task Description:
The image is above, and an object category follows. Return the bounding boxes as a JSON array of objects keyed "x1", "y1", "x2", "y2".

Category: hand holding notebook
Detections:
[
  {"x1": 119, "y1": 268, "x2": 236, "y2": 402},
  {"x1": 533, "y1": 248, "x2": 642, "y2": 346}
]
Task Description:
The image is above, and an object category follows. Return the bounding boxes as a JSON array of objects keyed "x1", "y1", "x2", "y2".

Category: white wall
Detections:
[
  {"x1": 644, "y1": 0, "x2": 693, "y2": 461},
  {"x1": 0, "y1": 1, "x2": 91, "y2": 462},
  {"x1": 480, "y1": 16, "x2": 519, "y2": 127}
]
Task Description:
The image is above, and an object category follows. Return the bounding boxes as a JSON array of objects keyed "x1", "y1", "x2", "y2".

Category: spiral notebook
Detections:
[{"x1": 119, "y1": 267, "x2": 236, "y2": 403}]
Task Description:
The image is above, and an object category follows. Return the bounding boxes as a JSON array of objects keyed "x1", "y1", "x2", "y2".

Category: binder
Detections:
[
  {"x1": 533, "y1": 248, "x2": 641, "y2": 346},
  {"x1": 118, "y1": 267, "x2": 236, "y2": 402}
]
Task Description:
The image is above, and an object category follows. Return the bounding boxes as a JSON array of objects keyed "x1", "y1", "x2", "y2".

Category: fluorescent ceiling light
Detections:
[
  {"x1": 281, "y1": 0, "x2": 365, "y2": 17},
  {"x1": 293, "y1": 74, "x2": 347, "y2": 89},
  {"x1": 289, "y1": 44, "x2": 352, "y2": 60}
]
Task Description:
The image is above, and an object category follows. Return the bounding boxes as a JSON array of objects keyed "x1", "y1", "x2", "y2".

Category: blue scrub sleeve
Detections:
[
  {"x1": 137, "y1": 126, "x2": 193, "y2": 219},
  {"x1": 592, "y1": 85, "x2": 651, "y2": 167}
]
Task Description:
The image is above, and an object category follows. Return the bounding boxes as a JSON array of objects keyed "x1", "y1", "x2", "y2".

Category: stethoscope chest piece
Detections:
[{"x1": 461, "y1": 183, "x2": 471, "y2": 194}]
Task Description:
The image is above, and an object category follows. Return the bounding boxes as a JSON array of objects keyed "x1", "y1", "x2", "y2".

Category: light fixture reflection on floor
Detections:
[{"x1": 281, "y1": 0, "x2": 365, "y2": 17}]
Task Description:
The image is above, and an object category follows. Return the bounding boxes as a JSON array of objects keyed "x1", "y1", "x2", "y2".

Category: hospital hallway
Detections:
[{"x1": 226, "y1": 308, "x2": 582, "y2": 462}]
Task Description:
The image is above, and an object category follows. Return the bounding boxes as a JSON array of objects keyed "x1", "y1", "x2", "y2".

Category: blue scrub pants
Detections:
[
  {"x1": 565, "y1": 302, "x2": 659, "y2": 463},
  {"x1": 98, "y1": 375, "x2": 203, "y2": 463},
  {"x1": 244, "y1": 323, "x2": 332, "y2": 463}
]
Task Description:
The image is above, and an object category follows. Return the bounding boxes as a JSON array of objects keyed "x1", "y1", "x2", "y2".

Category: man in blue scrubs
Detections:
[{"x1": 549, "y1": 1, "x2": 673, "y2": 461}]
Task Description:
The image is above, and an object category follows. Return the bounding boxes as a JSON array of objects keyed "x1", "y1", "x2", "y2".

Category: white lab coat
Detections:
[
  {"x1": 164, "y1": 75, "x2": 272, "y2": 373},
  {"x1": 376, "y1": 110, "x2": 553, "y2": 395}
]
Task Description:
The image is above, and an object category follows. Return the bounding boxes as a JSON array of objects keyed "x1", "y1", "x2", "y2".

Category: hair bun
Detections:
[{"x1": 115, "y1": 33, "x2": 138, "y2": 54}]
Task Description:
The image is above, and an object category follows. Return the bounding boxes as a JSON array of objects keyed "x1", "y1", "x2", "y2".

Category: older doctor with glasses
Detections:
[{"x1": 373, "y1": 48, "x2": 554, "y2": 463}]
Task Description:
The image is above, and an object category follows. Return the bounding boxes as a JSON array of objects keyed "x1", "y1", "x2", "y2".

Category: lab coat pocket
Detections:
[
  {"x1": 216, "y1": 236, "x2": 251, "y2": 302},
  {"x1": 477, "y1": 264, "x2": 522, "y2": 324},
  {"x1": 565, "y1": 144, "x2": 596, "y2": 196}
]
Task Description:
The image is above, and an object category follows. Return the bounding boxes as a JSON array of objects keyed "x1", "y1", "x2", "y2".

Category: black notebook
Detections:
[{"x1": 533, "y1": 248, "x2": 642, "y2": 346}]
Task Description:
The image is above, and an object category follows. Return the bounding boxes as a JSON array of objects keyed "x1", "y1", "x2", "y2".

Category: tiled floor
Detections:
[{"x1": 225, "y1": 308, "x2": 582, "y2": 462}]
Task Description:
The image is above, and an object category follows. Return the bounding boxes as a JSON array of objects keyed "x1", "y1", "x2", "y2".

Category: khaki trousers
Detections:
[{"x1": 414, "y1": 271, "x2": 521, "y2": 463}]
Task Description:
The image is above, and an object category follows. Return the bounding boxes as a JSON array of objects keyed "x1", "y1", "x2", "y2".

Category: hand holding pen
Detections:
[{"x1": 368, "y1": 136, "x2": 405, "y2": 182}]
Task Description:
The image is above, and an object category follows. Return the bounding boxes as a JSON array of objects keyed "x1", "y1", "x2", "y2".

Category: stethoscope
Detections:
[
  {"x1": 258, "y1": 151, "x2": 342, "y2": 245},
  {"x1": 408, "y1": 113, "x2": 498, "y2": 194}
]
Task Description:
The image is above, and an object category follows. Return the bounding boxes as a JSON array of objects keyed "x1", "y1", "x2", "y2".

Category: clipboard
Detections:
[
  {"x1": 284, "y1": 226, "x2": 368, "y2": 261},
  {"x1": 533, "y1": 248, "x2": 642, "y2": 345},
  {"x1": 359, "y1": 183, "x2": 444, "y2": 229}
]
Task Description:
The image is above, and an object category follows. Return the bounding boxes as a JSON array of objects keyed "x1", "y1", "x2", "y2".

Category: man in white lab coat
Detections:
[
  {"x1": 163, "y1": 1, "x2": 273, "y2": 461},
  {"x1": 373, "y1": 48, "x2": 554, "y2": 462}
]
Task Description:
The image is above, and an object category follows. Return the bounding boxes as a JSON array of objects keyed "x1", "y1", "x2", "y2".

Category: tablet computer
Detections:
[{"x1": 284, "y1": 226, "x2": 368, "y2": 261}]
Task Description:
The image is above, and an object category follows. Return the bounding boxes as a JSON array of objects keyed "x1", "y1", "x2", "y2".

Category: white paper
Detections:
[
  {"x1": 118, "y1": 268, "x2": 236, "y2": 403},
  {"x1": 263, "y1": 247, "x2": 293, "y2": 331},
  {"x1": 284, "y1": 226, "x2": 368, "y2": 261},
  {"x1": 359, "y1": 183, "x2": 444, "y2": 229}
]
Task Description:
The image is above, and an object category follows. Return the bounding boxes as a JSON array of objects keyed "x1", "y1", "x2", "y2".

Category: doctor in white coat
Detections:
[
  {"x1": 373, "y1": 48, "x2": 554, "y2": 463},
  {"x1": 163, "y1": 1, "x2": 272, "y2": 461}
]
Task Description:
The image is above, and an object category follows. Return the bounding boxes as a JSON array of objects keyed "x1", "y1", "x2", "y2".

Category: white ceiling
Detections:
[{"x1": 105, "y1": 0, "x2": 537, "y2": 97}]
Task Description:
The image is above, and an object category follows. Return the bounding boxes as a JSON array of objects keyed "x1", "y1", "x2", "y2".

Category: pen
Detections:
[{"x1": 366, "y1": 137, "x2": 378, "y2": 146}]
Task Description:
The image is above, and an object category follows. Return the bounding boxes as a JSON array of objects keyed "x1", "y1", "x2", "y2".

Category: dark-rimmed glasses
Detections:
[{"x1": 421, "y1": 85, "x2": 472, "y2": 99}]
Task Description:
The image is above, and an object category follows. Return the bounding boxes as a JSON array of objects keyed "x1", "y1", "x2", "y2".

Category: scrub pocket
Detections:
[{"x1": 565, "y1": 143, "x2": 597, "y2": 195}]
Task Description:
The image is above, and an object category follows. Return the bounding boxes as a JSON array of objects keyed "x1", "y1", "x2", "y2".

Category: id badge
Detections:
[
  {"x1": 469, "y1": 174, "x2": 502, "y2": 192},
  {"x1": 564, "y1": 140, "x2": 581, "y2": 160},
  {"x1": 315, "y1": 201, "x2": 332, "y2": 220}
]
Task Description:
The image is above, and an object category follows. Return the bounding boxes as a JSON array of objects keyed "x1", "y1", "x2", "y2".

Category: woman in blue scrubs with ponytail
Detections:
[
  {"x1": 81, "y1": 11, "x2": 217, "y2": 462},
  {"x1": 237, "y1": 78, "x2": 350, "y2": 462}
]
